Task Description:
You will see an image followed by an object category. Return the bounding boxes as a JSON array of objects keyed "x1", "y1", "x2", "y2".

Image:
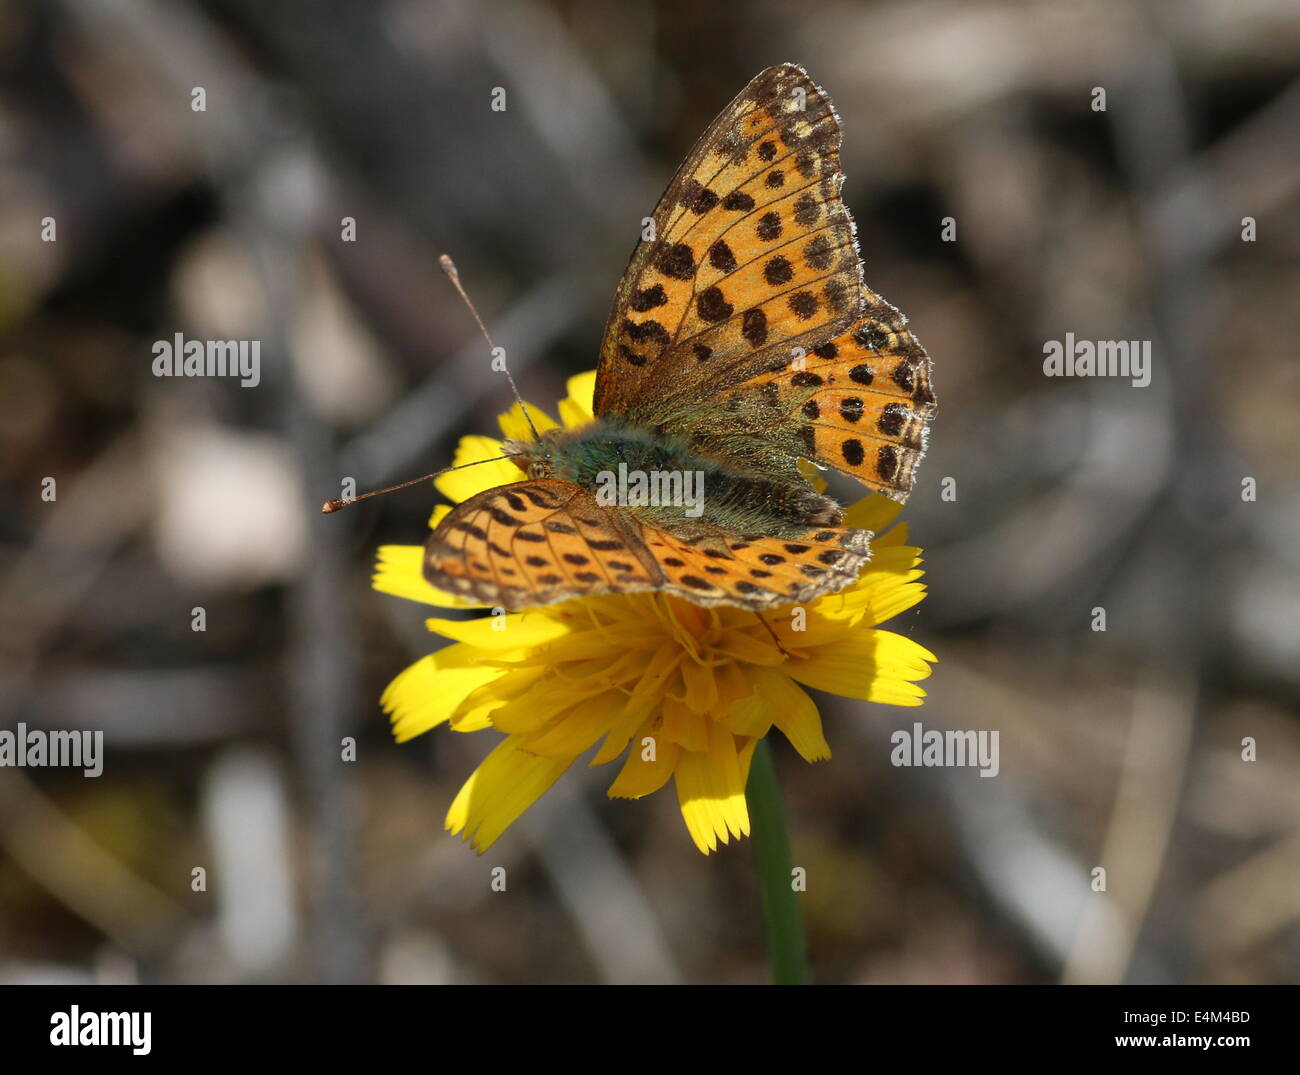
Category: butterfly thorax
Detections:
[{"x1": 506, "y1": 421, "x2": 842, "y2": 540}]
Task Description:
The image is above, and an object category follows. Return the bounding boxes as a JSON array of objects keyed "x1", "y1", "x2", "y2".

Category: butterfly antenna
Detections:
[
  {"x1": 321, "y1": 455, "x2": 517, "y2": 514},
  {"x1": 439, "y1": 254, "x2": 543, "y2": 444}
]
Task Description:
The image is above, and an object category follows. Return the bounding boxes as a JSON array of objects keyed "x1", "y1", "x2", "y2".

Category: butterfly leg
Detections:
[{"x1": 753, "y1": 611, "x2": 791, "y2": 659}]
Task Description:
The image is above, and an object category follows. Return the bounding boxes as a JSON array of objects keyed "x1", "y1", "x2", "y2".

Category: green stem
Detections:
[{"x1": 746, "y1": 737, "x2": 809, "y2": 984}]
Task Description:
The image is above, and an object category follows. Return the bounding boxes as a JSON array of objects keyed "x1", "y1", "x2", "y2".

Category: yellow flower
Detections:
[{"x1": 373, "y1": 371, "x2": 936, "y2": 854}]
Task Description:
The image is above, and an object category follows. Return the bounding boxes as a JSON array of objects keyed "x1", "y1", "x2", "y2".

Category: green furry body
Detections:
[{"x1": 518, "y1": 420, "x2": 839, "y2": 540}]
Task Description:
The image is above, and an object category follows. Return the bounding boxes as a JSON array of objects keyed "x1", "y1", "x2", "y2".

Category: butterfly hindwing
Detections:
[
  {"x1": 641, "y1": 519, "x2": 872, "y2": 610},
  {"x1": 425, "y1": 479, "x2": 873, "y2": 612},
  {"x1": 425, "y1": 480, "x2": 662, "y2": 608},
  {"x1": 737, "y1": 306, "x2": 936, "y2": 500}
]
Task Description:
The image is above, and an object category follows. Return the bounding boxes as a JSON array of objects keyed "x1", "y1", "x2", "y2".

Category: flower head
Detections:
[{"x1": 373, "y1": 372, "x2": 935, "y2": 854}]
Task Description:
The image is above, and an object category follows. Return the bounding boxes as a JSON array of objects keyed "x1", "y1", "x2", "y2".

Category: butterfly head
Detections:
[{"x1": 501, "y1": 436, "x2": 556, "y2": 480}]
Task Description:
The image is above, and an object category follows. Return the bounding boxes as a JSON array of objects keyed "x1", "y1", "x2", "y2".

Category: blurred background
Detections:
[{"x1": 1, "y1": 0, "x2": 1297, "y2": 985}]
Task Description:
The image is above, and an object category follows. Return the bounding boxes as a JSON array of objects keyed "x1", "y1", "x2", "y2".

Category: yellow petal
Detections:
[
  {"x1": 518, "y1": 620, "x2": 662, "y2": 665},
  {"x1": 381, "y1": 647, "x2": 506, "y2": 742},
  {"x1": 861, "y1": 545, "x2": 922, "y2": 576},
  {"x1": 607, "y1": 731, "x2": 680, "y2": 798},
  {"x1": 490, "y1": 676, "x2": 608, "y2": 735},
  {"x1": 787, "y1": 630, "x2": 934, "y2": 706},
  {"x1": 873, "y1": 628, "x2": 937, "y2": 667},
  {"x1": 797, "y1": 458, "x2": 829, "y2": 494},
  {"x1": 842, "y1": 493, "x2": 905, "y2": 533},
  {"x1": 661, "y1": 689, "x2": 710, "y2": 752},
  {"x1": 427, "y1": 503, "x2": 453, "y2": 530},
  {"x1": 811, "y1": 548, "x2": 926, "y2": 626},
  {"x1": 445, "y1": 737, "x2": 573, "y2": 852},
  {"x1": 558, "y1": 370, "x2": 597, "y2": 427},
  {"x1": 425, "y1": 611, "x2": 572, "y2": 650},
  {"x1": 590, "y1": 644, "x2": 679, "y2": 765},
  {"x1": 736, "y1": 735, "x2": 759, "y2": 787},
  {"x1": 449, "y1": 703, "x2": 501, "y2": 733},
  {"x1": 719, "y1": 693, "x2": 772, "y2": 737},
  {"x1": 875, "y1": 522, "x2": 910, "y2": 547},
  {"x1": 674, "y1": 722, "x2": 750, "y2": 854},
  {"x1": 372, "y1": 545, "x2": 485, "y2": 609},
  {"x1": 715, "y1": 660, "x2": 768, "y2": 737},
  {"x1": 713, "y1": 624, "x2": 788, "y2": 666},
  {"x1": 497, "y1": 401, "x2": 558, "y2": 443},
  {"x1": 434, "y1": 435, "x2": 517, "y2": 503},
  {"x1": 521, "y1": 689, "x2": 621, "y2": 757},
  {"x1": 679, "y1": 656, "x2": 719, "y2": 714},
  {"x1": 589, "y1": 701, "x2": 654, "y2": 767},
  {"x1": 450, "y1": 665, "x2": 546, "y2": 730},
  {"x1": 715, "y1": 661, "x2": 756, "y2": 710},
  {"x1": 857, "y1": 583, "x2": 927, "y2": 627},
  {"x1": 752, "y1": 667, "x2": 830, "y2": 761}
]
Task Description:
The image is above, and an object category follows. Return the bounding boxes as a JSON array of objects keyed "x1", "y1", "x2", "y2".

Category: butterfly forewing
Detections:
[
  {"x1": 425, "y1": 480, "x2": 662, "y2": 608},
  {"x1": 591, "y1": 62, "x2": 935, "y2": 503},
  {"x1": 594, "y1": 64, "x2": 863, "y2": 421}
]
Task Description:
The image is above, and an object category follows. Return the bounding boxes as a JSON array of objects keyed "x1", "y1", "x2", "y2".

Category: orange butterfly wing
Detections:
[
  {"x1": 426, "y1": 479, "x2": 872, "y2": 611},
  {"x1": 591, "y1": 62, "x2": 935, "y2": 502},
  {"x1": 642, "y1": 520, "x2": 871, "y2": 609},
  {"x1": 424, "y1": 480, "x2": 660, "y2": 608},
  {"x1": 594, "y1": 63, "x2": 862, "y2": 421},
  {"x1": 736, "y1": 311, "x2": 935, "y2": 500}
]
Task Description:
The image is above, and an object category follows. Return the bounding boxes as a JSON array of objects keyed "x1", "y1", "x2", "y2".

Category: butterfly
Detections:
[{"x1": 425, "y1": 64, "x2": 935, "y2": 612}]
